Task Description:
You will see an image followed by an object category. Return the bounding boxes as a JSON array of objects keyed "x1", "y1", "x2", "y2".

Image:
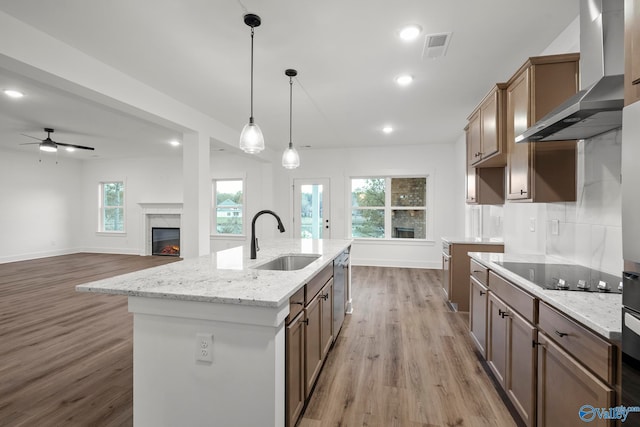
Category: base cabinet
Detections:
[
  {"x1": 537, "y1": 333, "x2": 614, "y2": 427},
  {"x1": 286, "y1": 312, "x2": 306, "y2": 427},
  {"x1": 286, "y1": 264, "x2": 336, "y2": 427},
  {"x1": 469, "y1": 276, "x2": 488, "y2": 357}
]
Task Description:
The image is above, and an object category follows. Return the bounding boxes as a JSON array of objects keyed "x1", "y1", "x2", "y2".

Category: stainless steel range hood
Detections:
[{"x1": 516, "y1": 0, "x2": 624, "y2": 143}]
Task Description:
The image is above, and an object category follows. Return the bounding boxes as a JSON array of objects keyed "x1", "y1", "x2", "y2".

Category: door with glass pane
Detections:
[{"x1": 293, "y1": 179, "x2": 330, "y2": 239}]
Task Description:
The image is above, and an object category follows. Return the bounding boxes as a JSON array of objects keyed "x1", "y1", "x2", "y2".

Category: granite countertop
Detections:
[
  {"x1": 469, "y1": 252, "x2": 621, "y2": 340},
  {"x1": 76, "y1": 238, "x2": 352, "y2": 308},
  {"x1": 442, "y1": 236, "x2": 504, "y2": 245}
]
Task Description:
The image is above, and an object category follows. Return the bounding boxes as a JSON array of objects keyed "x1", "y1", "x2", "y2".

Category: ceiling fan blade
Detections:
[
  {"x1": 55, "y1": 141, "x2": 95, "y2": 151},
  {"x1": 20, "y1": 133, "x2": 43, "y2": 141},
  {"x1": 19, "y1": 142, "x2": 42, "y2": 146}
]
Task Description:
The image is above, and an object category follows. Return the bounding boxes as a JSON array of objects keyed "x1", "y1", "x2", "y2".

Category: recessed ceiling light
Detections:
[
  {"x1": 395, "y1": 74, "x2": 413, "y2": 86},
  {"x1": 169, "y1": 140, "x2": 181, "y2": 147},
  {"x1": 399, "y1": 25, "x2": 422, "y2": 41},
  {"x1": 382, "y1": 126, "x2": 393, "y2": 134},
  {"x1": 4, "y1": 89, "x2": 24, "y2": 98}
]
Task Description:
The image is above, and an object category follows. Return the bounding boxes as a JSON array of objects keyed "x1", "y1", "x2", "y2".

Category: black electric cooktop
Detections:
[{"x1": 495, "y1": 261, "x2": 622, "y2": 293}]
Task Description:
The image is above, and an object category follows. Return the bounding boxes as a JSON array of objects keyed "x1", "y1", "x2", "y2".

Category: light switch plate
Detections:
[
  {"x1": 529, "y1": 217, "x2": 536, "y2": 232},
  {"x1": 551, "y1": 219, "x2": 560, "y2": 236}
]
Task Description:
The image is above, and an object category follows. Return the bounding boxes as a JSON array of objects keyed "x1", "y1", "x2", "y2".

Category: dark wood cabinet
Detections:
[
  {"x1": 469, "y1": 84, "x2": 508, "y2": 167},
  {"x1": 505, "y1": 307, "x2": 536, "y2": 427},
  {"x1": 466, "y1": 123, "x2": 505, "y2": 206},
  {"x1": 469, "y1": 276, "x2": 489, "y2": 357},
  {"x1": 505, "y1": 54, "x2": 579, "y2": 203},
  {"x1": 537, "y1": 333, "x2": 614, "y2": 427},
  {"x1": 320, "y1": 278, "x2": 334, "y2": 360},
  {"x1": 487, "y1": 292, "x2": 508, "y2": 385},
  {"x1": 304, "y1": 290, "x2": 323, "y2": 396},
  {"x1": 286, "y1": 311, "x2": 305, "y2": 427},
  {"x1": 625, "y1": 0, "x2": 640, "y2": 106}
]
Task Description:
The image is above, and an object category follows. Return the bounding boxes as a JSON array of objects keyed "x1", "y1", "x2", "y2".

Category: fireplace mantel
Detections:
[{"x1": 139, "y1": 203, "x2": 183, "y2": 256}]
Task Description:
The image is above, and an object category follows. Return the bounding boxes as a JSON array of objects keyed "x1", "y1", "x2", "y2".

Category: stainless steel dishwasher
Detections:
[{"x1": 333, "y1": 248, "x2": 350, "y2": 338}]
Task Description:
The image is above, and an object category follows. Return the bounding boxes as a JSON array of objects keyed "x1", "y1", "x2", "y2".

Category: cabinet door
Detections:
[
  {"x1": 469, "y1": 277, "x2": 488, "y2": 357},
  {"x1": 468, "y1": 111, "x2": 481, "y2": 166},
  {"x1": 487, "y1": 293, "x2": 507, "y2": 386},
  {"x1": 286, "y1": 312, "x2": 305, "y2": 427},
  {"x1": 304, "y1": 294, "x2": 322, "y2": 397},
  {"x1": 506, "y1": 309, "x2": 536, "y2": 427},
  {"x1": 480, "y1": 90, "x2": 499, "y2": 160},
  {"x1": 506, "y1": 69, "x2": 531, "y2": 200},
  {"x1": 537, "y1": 333, "x2": 614, "y2": 427},
  {"x1": 320, "y1": 279, "x2": 334, "y2": 359}
]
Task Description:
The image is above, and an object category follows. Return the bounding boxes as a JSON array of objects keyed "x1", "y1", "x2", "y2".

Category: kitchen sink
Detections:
[{"x1": 253, "y1": 254, "x2": 320, "y2": 271}]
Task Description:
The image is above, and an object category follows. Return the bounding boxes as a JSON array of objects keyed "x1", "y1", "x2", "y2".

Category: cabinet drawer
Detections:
[
  {"x1": 287, "y1": 286, "x2": 305, "y2": 324},
  {"x1": 538, "y1": 301, "x2": 613, "y2": 384},
  {"x1": 305, "y1": 264, "x2": 333, "y2": 305},
  {"x1": 470, "y1": 259, "x2": 489, "y2": 286},
  {"x1": 488, "y1": 271, "x2": 536, "y2": 323}
]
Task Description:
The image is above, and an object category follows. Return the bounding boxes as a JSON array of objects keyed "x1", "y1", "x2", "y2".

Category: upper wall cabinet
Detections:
[
  {"x1": 465, "y1": 123, "x2": 505, "y2": 205},
  {"x1": 625, "y1": 0, "x2": 640, "y2": 106},
  {"x1": 468, "y1": 84, "x2": 508, "y2": 168},
  {"x1": 505, "y1": 54, "x2": 580, "y2": 202}
]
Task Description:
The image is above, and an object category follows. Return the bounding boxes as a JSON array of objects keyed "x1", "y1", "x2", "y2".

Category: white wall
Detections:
[
  {"x1": 273, "y1": 144, "x2": 464, "y2": 269},
  {"x1": 0, "y1": 149, "x2": 83, "y2": 262}
]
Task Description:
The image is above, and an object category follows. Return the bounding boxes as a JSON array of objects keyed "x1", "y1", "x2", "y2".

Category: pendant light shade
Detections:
[
  {"x1": 239, "y1": 13, "x2": 264, "y2": 154},
  {"x1": 282, "y1": 69, "x2": 300, "y2": 169}
]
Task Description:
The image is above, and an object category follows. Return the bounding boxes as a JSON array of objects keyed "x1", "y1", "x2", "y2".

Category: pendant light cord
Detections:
[
  {"x1": 250, "y1": 27, "x2": 255, "y2": 119},
  {"x1": 289, "y1": 76, "x2": 293, "y2": 147}
]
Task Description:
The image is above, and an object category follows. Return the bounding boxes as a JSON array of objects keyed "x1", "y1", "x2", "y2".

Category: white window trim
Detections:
[
  {"x1": 212, "y1": 177, "x2": 246, "y2": 237},
  {"x1": 349, "y1": 175, "x2": 432, "y2": 241},
  {"x1": 98, "y1": 180, "x2": 126, "y2": 234}
]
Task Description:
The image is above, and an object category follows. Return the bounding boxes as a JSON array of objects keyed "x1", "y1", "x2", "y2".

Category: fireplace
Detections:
[{"x1": 152, "y1": 227, "x2": 180, "y2": 256}]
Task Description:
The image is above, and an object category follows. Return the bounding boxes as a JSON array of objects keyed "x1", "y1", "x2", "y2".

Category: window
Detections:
[
  {"x1": 99, "y1": 181, "x2": 125, "y2": 232},
  {"x1": 213, "y1": 179, "x2": 244, "y2": 235},
  {"x1": 351, "y1": 177, "x2": 427, "y2": 239}
]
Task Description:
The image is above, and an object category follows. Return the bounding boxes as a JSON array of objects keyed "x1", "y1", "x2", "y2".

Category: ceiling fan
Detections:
[{"x1": 20, "y1": 128, "x2": 95, "y2": 152}]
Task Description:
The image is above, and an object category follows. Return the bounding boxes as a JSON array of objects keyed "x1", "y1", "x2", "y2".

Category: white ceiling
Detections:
[{"x1": 0, "y1": 0, "x2": 579, "y2": 160}]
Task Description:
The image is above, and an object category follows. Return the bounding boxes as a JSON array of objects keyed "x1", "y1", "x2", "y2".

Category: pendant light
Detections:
[
  {"x1": 282, "y1": 69, "x2": 300, "y2": 169},
  {"x1": 239, "y1": 13, "x2": 264, "y2": 154}
]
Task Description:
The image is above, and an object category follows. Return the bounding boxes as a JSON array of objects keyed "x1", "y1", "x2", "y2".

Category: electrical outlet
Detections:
[
  {"x1": 195, "y1": 333, "x2": 213, "y2": 363},
  {"x1": 551, "y1": 219, "x2": 560, "y2": 236},
  {"x1": 529, "y1": 217, "x2": 536, "y2": 232}
]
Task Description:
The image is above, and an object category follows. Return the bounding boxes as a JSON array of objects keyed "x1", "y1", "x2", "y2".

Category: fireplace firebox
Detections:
[{"x1": 152, "y1": 227, "x2": 180, "y2": 256}]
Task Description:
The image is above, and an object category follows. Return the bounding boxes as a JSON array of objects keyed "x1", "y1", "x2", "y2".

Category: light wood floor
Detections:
[
  {"x1": 0, "y1": 256, "x2": 516, "y2": 426},
  {"x1": 299, "y1": 266, "x2": 517, "y2": 427}
]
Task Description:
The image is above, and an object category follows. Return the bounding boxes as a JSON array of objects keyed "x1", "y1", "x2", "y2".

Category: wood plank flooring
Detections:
[
  {"x1": 0, "y1": 256, "x2": 515, "y2": 426},
  {"x1": 0, "y1": 253, "x2": 179, "y2": 427},
  {"x1": 299, "y1": 266, "x2": 517, "y2": 427}
]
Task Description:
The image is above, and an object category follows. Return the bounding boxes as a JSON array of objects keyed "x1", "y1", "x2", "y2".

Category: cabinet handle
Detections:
[
  {"x1": 498, "y1": 309, "x2": 504, "y2": 316},
  {"x1": 302, "y1": 319, "x2": 309, "y2": 325},
  {"x1": 321, "y1": 293, "x2": 329, "y2": 301},
  {"x1": 292, "y1": 301, "x2": 304, "y2": 306},
  {"x1": 500, "y1": 311, "x2": 509, "y2": 319},
  {"x1": 554, "y1": 330, "x2": 568, "y2": 338},
  {"x1": 520, "y1": 189, "x2": 526, "y2": 195},
  {"x1": 472, "y1": 270, "x2": 483, "y2": 273},
  {"x1": 479, "y1": 290, "x2": 486, "y2": 296},
  {"x1": 633, "y1": 77, "x2": 640, "y2": 86}
]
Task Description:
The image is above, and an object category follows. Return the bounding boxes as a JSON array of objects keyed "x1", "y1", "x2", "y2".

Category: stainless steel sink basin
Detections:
[{"x1": 253, "y1": 254, "x2": 320, "y2": 271}]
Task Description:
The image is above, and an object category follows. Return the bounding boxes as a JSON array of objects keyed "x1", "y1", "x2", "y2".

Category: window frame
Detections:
[
  {"x1": 98, "y1": 181, "x2": 126, "y2": 234},
  {"x1": 350, "y1": 175, "x2": 430, "y2": 241},
  {"x1": 212, "y1": 178, "x2": 246, "y2": 237}
]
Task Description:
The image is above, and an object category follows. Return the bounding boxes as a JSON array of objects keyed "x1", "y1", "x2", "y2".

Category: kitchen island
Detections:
[{"x1": 77, "y1": 238, "x2": 352, "y2": 427}]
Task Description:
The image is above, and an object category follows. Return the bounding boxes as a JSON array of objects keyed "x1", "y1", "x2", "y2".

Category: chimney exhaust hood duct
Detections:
[{"x1": 516, "y1": 0, "x2": 624, "y2": 143}]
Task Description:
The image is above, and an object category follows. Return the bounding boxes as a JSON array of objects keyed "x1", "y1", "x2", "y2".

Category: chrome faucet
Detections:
[{"x1": 250, "y1": 210, "x2": 285, "y2": 259}]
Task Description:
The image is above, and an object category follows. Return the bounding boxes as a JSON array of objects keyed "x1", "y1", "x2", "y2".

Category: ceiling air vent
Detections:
[{"x1": 422, "y1": 32, "x2": 452, "y2": 59}]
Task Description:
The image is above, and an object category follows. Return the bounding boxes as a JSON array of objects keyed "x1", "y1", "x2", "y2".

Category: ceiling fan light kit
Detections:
[
  {"x1": 20, "y1": 128, "x2": 95, "y2": 153},
  {"x1": 239, "y1": 13, "x2": 265, "y2": 154},
  {"x1": 282, "y1": 69, "x2": 300, "y2": 169}
]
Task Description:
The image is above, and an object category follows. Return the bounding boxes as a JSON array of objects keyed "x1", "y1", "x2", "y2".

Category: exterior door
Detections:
[{"x1": 294, "y1": 179, "x2": 330, "y2": 239}]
